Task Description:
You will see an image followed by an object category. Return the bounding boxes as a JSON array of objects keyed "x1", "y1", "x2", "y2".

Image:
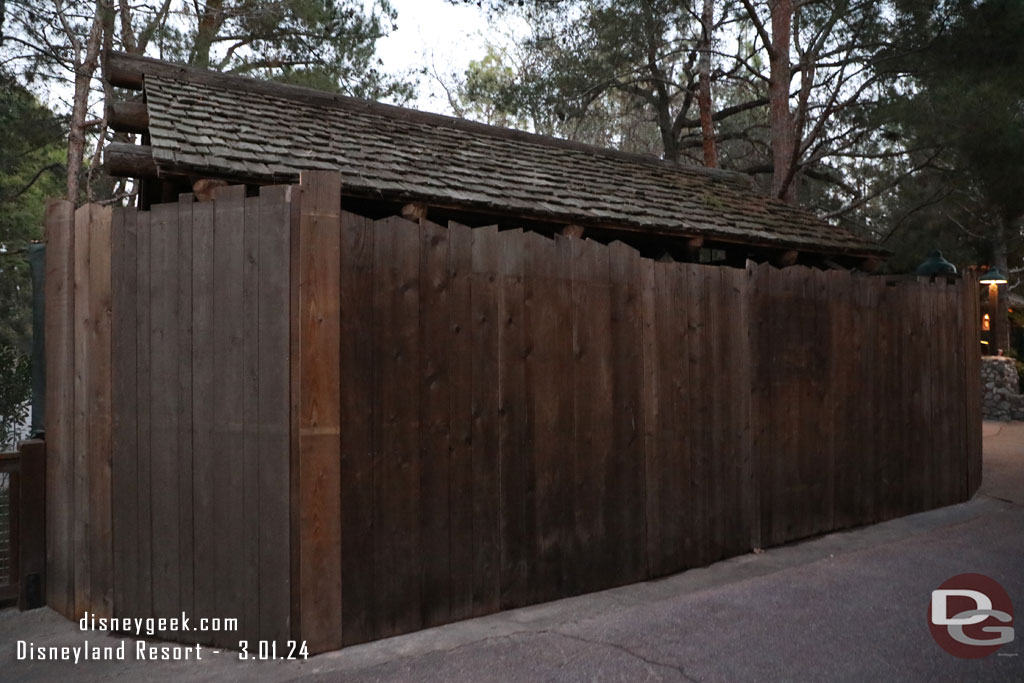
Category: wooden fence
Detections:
[{"x1": 44, "y1": 172, "x2": 982, "y2": 653}]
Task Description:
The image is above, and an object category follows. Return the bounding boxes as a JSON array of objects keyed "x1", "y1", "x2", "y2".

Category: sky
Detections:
[{"x1": 371, "y1": 0, "x2": 525, "y2": 114}]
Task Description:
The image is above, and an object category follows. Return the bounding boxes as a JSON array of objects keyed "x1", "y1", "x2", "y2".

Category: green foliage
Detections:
[
  {"x1": 0, "y1": 73, "x2": 64, "y2": 353},
  {"x1": 869, "y1": 0, "x2": 1024, "y2": 273},
  {"x1": 148, "y1": 0, "x2": 417, "y2": 102},
  {"x1": 0, "y1": 73, "x2": 62, "y2": 445},
  {"x1": 0, "y1": 345, "x2": 30, "y2": 450}
]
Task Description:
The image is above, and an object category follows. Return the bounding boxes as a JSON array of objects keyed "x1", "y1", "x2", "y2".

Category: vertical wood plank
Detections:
[
  {"x1": 447, "y1": 220, "x2": 474, "y2": 620},
  {"x1": 86, "y1": 204, "x2": 113, "y2": 617},
  {"x1": 751, "y1": 263, "x2": 775, "y2": 547},
  {"x1": 570, "y1": 238, "x2": 613, "y2": 593},
  {"x1": 522, "y1": 231, "x2": 572, "y2": 601},
  {"x1": 734, "y1": 264, "x2": 756, "y2": 552},
  {"x1": 190, "y1": 199, "x2": 216, "y2": 641},
  {"x1": 339, "y1": 210, "x2": 375, "y2": 645},
  {"x1": 650, "y1": 259, "x2": 690, "y2": 574},
  {"x1": 149, "y1": 201, "x2": 180, "y2": 629},
  {"x1": 607, "y1": 242, "x2": 646, "y2": 585},
  {"x1": 111, "y1": 207, "x2": 139, "y2": 619},
  {"x1": 371, "y1": 215, "x2": 422, "y2": 638},
  {"x1": 829, "y1": 271, "x2": 855, "y2": 529},
  {"x1": 212, "y1": 185, "x2": 246, "y2": 646},
  {"x1": 135, "y1": 209, "x2": 153, "y2": 619},
  {"x1": 963, "y1": 272, "x2": 983, "y2": 498},
  {"x1": 177, "y1": 195, "x2": 195, "y2": 624},
  {"x1": 419, "y1": 219, "x2": 452, "y2": 625},
  {"x1": 640, "y1": 258, "x2": 659, "y2": 574},
  {"x1": 945, "y1": 281, "x2": 966, "y2": 506},
  {"x1": 498, "y1": 228, "x2": 530, "y2": 608},
  {"x1": 241, "y1": 195, "x2": 261, "y2": 641},
  {"x1": 469, "y1": 225, "x2": 501, "y2": 615},
  {"x1": 72, "y1": 204, "x2": 92, "y2": 617},
  {"x1": 293, "y1": 172, "x2": 343, "y2": 651},
  {"x1": 257, "y1": 185, "x2": 294, "y2": 644},
  {"x1": 44, "y1": 200, "x2": 75, "y2": 617}
]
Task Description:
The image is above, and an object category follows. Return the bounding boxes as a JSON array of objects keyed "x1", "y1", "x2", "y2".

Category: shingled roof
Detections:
[{"x1": 104, "y1": 53, "x2": 885, "y2": 259}]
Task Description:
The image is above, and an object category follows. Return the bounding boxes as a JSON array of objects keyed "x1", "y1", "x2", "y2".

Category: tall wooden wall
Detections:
[
  {"x1": 45, "y1": 185, "x2": 293, "y2": 647},
  {"x1": 44, "y1": 172, "x2": 982, "y2": 654}
]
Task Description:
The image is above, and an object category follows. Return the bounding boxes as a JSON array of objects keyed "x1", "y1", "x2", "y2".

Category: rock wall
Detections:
[{"x1": 982, "y1": 356, "x2": 1024, "y2": 421}]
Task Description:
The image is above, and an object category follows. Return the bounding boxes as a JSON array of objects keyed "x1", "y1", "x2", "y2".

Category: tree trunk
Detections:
[
  {"x1": 192, "y1": 0, "x2": 226, "y2": 69},
  {"x1": 698, "y1": 0, "x2": 717, "y2": 167},
  {"x1": 66, "y1": 0, "x2": 107, "y2": 202},
  {"x1": 769, "y1": 0, "x2": 796, "y2": 203}
]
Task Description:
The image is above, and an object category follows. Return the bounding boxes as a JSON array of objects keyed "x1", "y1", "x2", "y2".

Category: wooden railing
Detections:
[{"x1": 0, "y1": 440, "x2": 45, "y2": 608}]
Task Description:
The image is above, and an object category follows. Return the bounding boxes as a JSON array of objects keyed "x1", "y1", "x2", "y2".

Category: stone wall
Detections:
[{"x1": 982, "y1": 356, "x2": 1024, "y2": 421}]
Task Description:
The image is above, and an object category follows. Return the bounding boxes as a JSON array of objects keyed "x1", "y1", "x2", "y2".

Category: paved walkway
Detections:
[{"x1": 3, "y1": 424, "x2": 1024, "y2": 682}]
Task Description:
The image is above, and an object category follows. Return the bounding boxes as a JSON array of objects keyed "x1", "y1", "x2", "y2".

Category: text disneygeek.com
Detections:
[{"x1": 15, "y1": 611, "x2": 309, "y2": 662}]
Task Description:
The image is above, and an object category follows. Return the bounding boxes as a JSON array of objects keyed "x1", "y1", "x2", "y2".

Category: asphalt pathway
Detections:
[{"x1": 3, "y1": 423, "x2": 1023, "y2": 682}]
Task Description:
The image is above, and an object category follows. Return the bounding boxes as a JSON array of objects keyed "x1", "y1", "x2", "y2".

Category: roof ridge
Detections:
[{"x1": 109, "y1": 51, "x2": 752, "y2": 188}]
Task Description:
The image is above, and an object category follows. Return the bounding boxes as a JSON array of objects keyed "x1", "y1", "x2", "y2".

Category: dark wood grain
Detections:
[
  {"x1": 419, "y1": 218, "x2": 452, "y2": 626},
  {"x1": 293, "y1": 172, "x2": 343, "y2": 652},
  {"x1": 212, "y1": 185, "x2": 246, "y2": 645},
  {"x1": 569, "y1": 237, "x2": 613, "y2": 594},
  {"x1": 111, "y1": 207, "x2": 138, "y2": 619},
  {"x1": 241, "y1": 195, "x2": 261, "y2": 642},
  {"x1": 339, "y1": 210, "x2": 376, "y2": 645},
  {"x1": 190, "y1": 199, "x2": 216, "y2": 642},
  {"x1": 72, "y1": 205, "x2": 92, "y2": 617},
  {"x1": 44, "y1": 200, "x2": 76, "y2": 618},
  {"x1": 149, "y1": 201, "x2": 181, "y2": 631},
  {"x1": 497, "y1": 228, "x2": 530, "y2": 608},
  {"x1": 134, "y1": 209, "x2": 154, "y2": 619},
  {"x1": 176, "y1": 194, "x2": 195, "y2": 625},
  {"x1": 607, "y1": 242, "x2": 646, "y2": 585},
  {"x1": 446, "y1": 221, "x2": 475, "y2": 620},
  {"x1": 257, "y1": 185, "x2": 294, "y2": 644},
  {"x1": 371, "y1": 215, "x2": 423, "y2": 639},
  {"x1": 86, "y1": 204, "x2": 114, "y2": 618},
  {"x1": 469, "y1": 225, "x2": 501, "y2": 615}
]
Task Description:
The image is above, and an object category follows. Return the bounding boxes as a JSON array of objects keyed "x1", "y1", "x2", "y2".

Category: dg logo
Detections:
[{"x1": 929, "y1": 573, "x2": 1015, "y2": 659}]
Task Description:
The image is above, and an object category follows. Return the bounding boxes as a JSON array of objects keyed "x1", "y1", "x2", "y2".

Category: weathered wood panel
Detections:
[
  {"x1": 420, "y1": 219, "x2": 453, "y2": 627},
  {"x1": 87, "y1": 204, "x2": 114, "y2": 619},
  {"x1": 48, "y1": 191, "x2": 984, "y2": 655},
  {"x1": 190, "y1": 199, "x2": 216, "y2": 643},
  {"x1": 469, "y1": 225, "x2": 501, "y2": 615},
  {"x1": 371, "y1": 215, "x2": 423, "y2": 639},
  {"x1": 338, "y1": 211, "x2": 376, "y2": 646},
  {"x1": 149, "y1": 201, "x2": 181, "y2": 631},
  {"x1": 44, "y1": 200, "x2": 75, "y2": 617},
  {"x1": 212, "y1": 185, "x2": 246, "y2": 645},
  {"x1": 498, "y1": 229, "x2": 530, "y2": 608},
  {"x1": 293, "y1": 172, "x2": 343, "y2": 651},
  {"x1": 111, "y1": 207, "x2": 138, "y2": 619},
  {"x1": 447, "y1": 220, "x2": 475, "y2": 621},
  {"x1": 257, "y1": 186, "x2": 294, "y2": 644}
]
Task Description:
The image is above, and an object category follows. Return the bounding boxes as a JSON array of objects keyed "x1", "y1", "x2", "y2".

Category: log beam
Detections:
[
  {"x1": 106, "y1": 101, "x2": 149, "y2": 134},
  {"x1": 561, "y1": 224, "x2": 585, "y2": 238},
  {"x1": 772, "y1": 249, "x2": 799, "y2": 268},
  {"x1": 684, "y1": 236, "x2": 704, "y2": 261},
  {"x1": 103, "y1": 143, "x2": 158, "y2": 179},
  {"x1": 859, "y1": 257, "x2": 881, "y2": 273},
  {"x1": 401, "y1": 202, "x2": 428, "y2": 221},
  {"x1": 106, "y1": 53, "x2": 145, "y2": 89}
]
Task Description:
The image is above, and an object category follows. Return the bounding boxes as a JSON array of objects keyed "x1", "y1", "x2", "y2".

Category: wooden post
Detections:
[
  {"x1": 292, "y1": 171, "x2": 343, "y2": 652},
  {"x1": 18, "y1": 440, "x2": 46, "y2": 610},
  {"x1": 43, "y1": 200, "x2": 75, "y2": 618}
]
